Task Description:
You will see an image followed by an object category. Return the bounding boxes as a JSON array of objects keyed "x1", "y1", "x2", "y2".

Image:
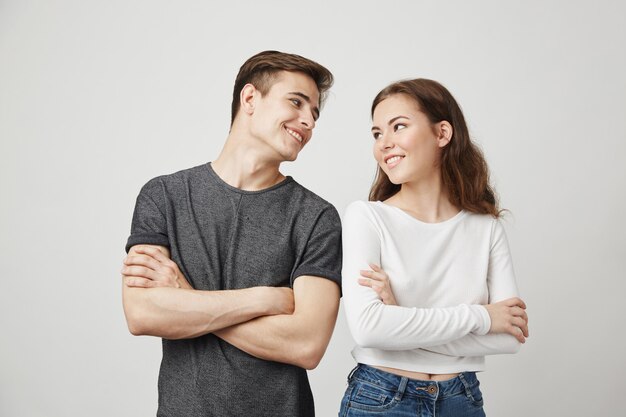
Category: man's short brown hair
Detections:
[{"x1": 230, "y1": 50, "x2": 334, "y2": 125}]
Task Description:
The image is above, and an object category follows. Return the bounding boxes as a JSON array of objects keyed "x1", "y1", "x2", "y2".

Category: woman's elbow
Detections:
[
  {"x1": 502, "y1": 337, "x2": 522, "y2": 354},
  {"x1": 350, "y1": 326, "x2": 387, "y2": 349},
  {"x1": 345, "y1": 304, "x2": 391, "y2": 349},
  {"x1": 347, "y1": 315, "x2": 387, "y2": 349},
  {"x1": 510, "y1": 340, "x2": 522, "y2": 354}
]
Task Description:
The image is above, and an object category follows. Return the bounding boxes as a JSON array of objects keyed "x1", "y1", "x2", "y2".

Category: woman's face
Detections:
[{"x1": 371, "y1": 94, "x2": 443, "y2": 185}]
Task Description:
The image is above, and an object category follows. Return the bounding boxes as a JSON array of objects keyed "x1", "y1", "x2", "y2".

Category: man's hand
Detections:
[
  {"x1": 484, "y1": 297, "x2": 529, "y2": 343},
  {"x1": 122, "y1": 245, "x2": 193, "y2": 289},
  {"x1": 260, "y1": 286, "x2": 295, "y2": 316}
]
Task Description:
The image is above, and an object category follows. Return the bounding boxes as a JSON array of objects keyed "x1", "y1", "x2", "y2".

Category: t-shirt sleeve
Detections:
[
  {"x1": 125, "y1": 178, "x2": 170, "y2": 253},
  {"x1": 291, "y1": 205, "x2": 342, "y2": 287}
]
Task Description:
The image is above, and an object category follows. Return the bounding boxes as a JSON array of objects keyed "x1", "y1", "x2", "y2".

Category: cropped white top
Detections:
[{"x1": 342, "y1": 201, "x2": 521, "y2": 374}]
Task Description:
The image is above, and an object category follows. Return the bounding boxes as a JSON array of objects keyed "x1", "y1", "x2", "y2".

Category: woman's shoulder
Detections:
[
  {"x1": 461, "y1": 211, "x2": 509, "y2": 241},
  {"x1": 463, "y1": 211, "x2": 497, "y2": 223},
  {"x1": 345, "y1": 200, "x2": 389, "y2": 218},
  {"x1": 346, "y1": 199, "x2": 377, "y2": 211},
  {"x1": 343, "y1": 200, "x2": 386, "y2": 225}
]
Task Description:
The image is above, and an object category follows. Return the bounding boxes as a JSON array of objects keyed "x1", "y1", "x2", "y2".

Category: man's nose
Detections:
[{"x1": 299, "y1": 111, "x2": 315, "y2": 130}]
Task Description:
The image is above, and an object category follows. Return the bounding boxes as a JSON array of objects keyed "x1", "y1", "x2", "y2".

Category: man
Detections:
[{"x1": 121, "y1": 51, "x2": 341, "y2": 417}]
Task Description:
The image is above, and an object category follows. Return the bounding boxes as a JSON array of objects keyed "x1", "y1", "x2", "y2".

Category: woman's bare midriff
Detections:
[{"x1": 374, "y1": 365, "x2": 459, "y2": 381}]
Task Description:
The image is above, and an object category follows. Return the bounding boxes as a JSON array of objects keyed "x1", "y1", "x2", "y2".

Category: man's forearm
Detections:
[
  {"x1": 215, "y1": 314, "x2": 313, "y2": 368},
  {"x1": 122, "y1": 285, "x2": 289, "y2": 339},
  {"x1": 215, "y1": 276, "x2": 340, "y2": 370}
]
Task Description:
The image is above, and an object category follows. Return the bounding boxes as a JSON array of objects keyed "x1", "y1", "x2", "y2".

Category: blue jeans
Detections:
[{"x1": 338, "y1": 364, "x2": 486, "y2": 417}]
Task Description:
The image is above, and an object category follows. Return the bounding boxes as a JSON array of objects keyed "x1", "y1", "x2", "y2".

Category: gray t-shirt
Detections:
[{"x1": 126, "y1": 163, "x2": 342, "y2": 417}]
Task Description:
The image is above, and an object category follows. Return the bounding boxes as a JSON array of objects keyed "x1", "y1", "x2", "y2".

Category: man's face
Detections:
[{"x1": 250, "y1": 71, "x2": 321, "y2": 162}]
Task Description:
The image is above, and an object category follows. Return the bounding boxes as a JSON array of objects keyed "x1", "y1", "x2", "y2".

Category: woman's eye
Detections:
[
  {"x1": 372, "y1": 132, "x2": 381, "y2": 140},
  {"x1": 393, "y1": 123, "x2": 406, "y2": 132}
]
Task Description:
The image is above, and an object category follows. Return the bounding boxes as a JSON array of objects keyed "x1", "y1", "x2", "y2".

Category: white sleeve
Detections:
[
  {"x1": 424, "y1": 219, "x2": 522, "y2": 356},
  {"x1": 341, "y1": 202, "x2": 491, "y2": 351}
]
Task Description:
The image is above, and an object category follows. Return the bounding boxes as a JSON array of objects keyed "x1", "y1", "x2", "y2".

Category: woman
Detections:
[{"x1": 339, "y1": 79, "x2": 529, "y2": 417}]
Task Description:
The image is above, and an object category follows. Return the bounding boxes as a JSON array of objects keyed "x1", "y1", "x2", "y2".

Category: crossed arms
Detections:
[
  {"x1": 342, "y1": 202, "x2": 529, "y2": 358},
  {"x1": 122, "y1": 245, "x2": 340, "y2": 370}
]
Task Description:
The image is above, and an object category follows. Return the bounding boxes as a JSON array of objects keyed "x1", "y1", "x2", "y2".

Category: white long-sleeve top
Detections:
[{"x1": 342, "y1": 201, "x2": 521, "y2": 374}]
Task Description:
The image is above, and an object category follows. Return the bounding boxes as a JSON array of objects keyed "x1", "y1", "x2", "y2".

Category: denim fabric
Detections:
[{"x1": 338, "y1": 364, "x2": 486, "y2": 417}]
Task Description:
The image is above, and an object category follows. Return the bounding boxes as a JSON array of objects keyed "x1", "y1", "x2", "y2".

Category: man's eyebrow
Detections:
[
  {"x1": 371, "y1": 115, "x2": 409, "y2": 132},
  {"x1": 289, "y1": 91, "x2": 320, "y2": 120}
]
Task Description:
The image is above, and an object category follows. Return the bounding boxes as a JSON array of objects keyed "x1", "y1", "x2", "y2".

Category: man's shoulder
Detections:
[
  {"x1": 148, "y1": 163, "x2": 208, "y2": 184},
  {"x1": 288, "y1": 179, "x2": 338, "y2": 215},
  {"x1": 139, "y1": 163, "x2": 208, "y2": 195}
]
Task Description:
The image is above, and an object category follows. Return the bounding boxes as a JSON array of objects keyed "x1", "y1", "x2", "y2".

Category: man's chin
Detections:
[
  {"x1": 280, "y1": 146, "x2": 301, "y2": 162},
  {"x1": 283, "y1": 154, "x2": 299, "y2": 163}
]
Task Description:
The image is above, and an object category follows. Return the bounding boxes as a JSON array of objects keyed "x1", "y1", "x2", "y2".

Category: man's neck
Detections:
[{"x1": 211, "y1": 132, "x2": 285, "y2": 191}]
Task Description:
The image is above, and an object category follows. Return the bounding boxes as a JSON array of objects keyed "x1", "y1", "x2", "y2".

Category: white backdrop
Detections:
[{"x1": 1, "y1": 1, "x2": 625, "y2": 416}]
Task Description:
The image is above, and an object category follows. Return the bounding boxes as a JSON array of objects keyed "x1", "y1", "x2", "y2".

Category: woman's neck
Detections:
[{"x1": 386, "y1": 177, "x2": 460, "y2": 223}]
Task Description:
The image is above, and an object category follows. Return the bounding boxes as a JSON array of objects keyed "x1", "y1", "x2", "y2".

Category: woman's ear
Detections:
[
  {"x1": 437, "y1": 121, "x2": 453, "y2": 148},
  {"x1": 240, "y1": 83, "x2": 257, "y2": 115}
]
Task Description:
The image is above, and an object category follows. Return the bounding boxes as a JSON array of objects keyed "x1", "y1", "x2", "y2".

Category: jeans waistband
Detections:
[{"x1": 349, "y1": 364, "x2": 479, "y2": 400}]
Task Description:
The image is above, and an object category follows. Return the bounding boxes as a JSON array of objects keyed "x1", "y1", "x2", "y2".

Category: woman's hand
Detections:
[
  {"x1": 358, "y1": 264, "x2": 398, "y2": 305},
  {"x1": 122, "y1": 245, "x2": 193, "y2": 289},
  {"x1": 484, "y1": 297, "x2": 529, "y2": 343}
]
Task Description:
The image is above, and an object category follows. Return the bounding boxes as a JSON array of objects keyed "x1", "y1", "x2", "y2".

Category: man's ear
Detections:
[
  {"x1": 437, "y1": 121, "x2": 453, "y2": 148},
  {"x1": 240, "y1": 83, "x2": 258, "y2": 115}
]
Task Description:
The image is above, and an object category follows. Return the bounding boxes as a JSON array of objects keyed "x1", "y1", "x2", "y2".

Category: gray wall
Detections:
[{"x1": 1, "y1": 0, "x2": 625, "y2": 415}]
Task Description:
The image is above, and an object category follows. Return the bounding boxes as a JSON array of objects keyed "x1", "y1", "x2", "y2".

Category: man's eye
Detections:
[{"x1": 290, "y1": 98, "x2": 302, "y2": 107}]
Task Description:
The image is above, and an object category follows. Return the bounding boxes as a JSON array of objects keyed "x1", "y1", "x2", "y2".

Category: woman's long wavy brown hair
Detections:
[{"x1": 369, "y1": 79, "x2": 501, "y2": 217}]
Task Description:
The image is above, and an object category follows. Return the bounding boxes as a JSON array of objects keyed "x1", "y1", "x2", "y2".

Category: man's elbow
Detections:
[
  {"x1": 123, "y1": 287, "x2": 159, "y2": 336},
  {"x1": 123, "y1": 292, "x2": 158, "y2": 336},
  {"x1": 298, "y1": 357, "x2": 321, "y2": 371},
  {"x1": 296, "y1": 343, "x2": 326, "y2": 370},
  {"x1": 292, "y1": 334, "x2": 333, "y2": 370},
  {"x1": 124, "y1": 306, "x2": 151, "y2": 336},
  {"x1": 125, "y1": 311, "x2": 181, "y2": 338},
  {"x1": 127, "y1": 321, "x2": 146, "y2": 336}
]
